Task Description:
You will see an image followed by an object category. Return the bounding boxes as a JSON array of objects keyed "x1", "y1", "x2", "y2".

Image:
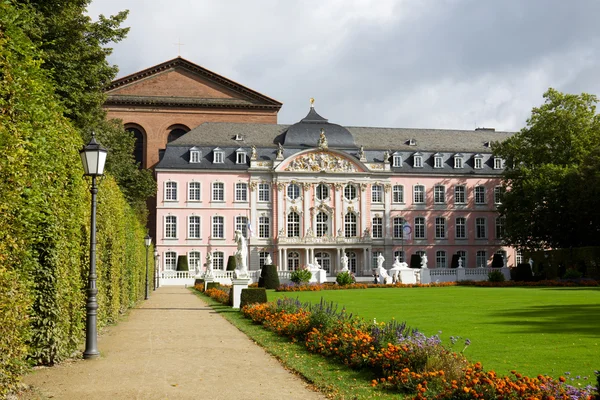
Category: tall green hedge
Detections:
[{"x1": 0, "y1": 3, "x2": 151, "y2": 394}]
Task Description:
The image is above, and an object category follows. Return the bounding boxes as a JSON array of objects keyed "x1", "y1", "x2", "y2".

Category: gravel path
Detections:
[{"x1": 21, "y1": 287, "x2": 325, "y2": 400}]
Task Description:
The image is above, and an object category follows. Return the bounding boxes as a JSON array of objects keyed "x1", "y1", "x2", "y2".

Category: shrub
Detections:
[
  {"x1": 206, "y1": 282, "x2": 219, "y2": 291},
  {"x1": 410, "y1": 254, "x2": 421, "y2": 269},
  {"x1": 204, "y1": 288, "x2": 229, "y2": 304},
  {"x1": 176, "y1": 255, "x2": 188, "y2": 271},
  {"x1": 259, "y1": 264, "x2": 280, "y2": 289},
  {"x1": 563, "y1": 268, "x2": 583, "y2": 279},
  {"x1": 488, "y1": 270, "x2": 506, "y2": 282},
  {"x1": 513, "y1": 263, "x2": 533, "y2": 281},
  {"x1": 492, "y1": 253, "x2": 504, "y2": 268},
  {"x1": 291, "y1": 268, "x2": 312, "y2": 284},
  {"x1": 336, "y1": 271, "x2": 354, "y2": 285},
  {"x1": 226, "y1": 255, "x2": 236, "y2": 271},
  {"x1": 240, "y1": 288, "x2": 267, "y2": 308},
  {"x1": 194, "y1": 278, "x2": 205, "y2": 289}
]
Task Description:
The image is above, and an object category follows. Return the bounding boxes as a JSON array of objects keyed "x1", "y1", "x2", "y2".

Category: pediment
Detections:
[
  {"x1": 281, "y1": 150, "x2": 365, "y2": 173},
  {"x1": 105, "y1": 57, "x2": 281, "y2": 109}
]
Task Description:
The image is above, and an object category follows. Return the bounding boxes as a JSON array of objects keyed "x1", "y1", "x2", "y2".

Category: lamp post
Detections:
[
  {"x1": 144, "y1": 235, "x2": 152, "y2": 300},
  {"x1": 156, "y1": 254, "x2": 161, "y2": 288},
  {"x1": 80, "y1": 132, "x2": 107, "y2": 360},
  {"x1": 153, "y1": 249, "x2": 158, "y2": 290}
]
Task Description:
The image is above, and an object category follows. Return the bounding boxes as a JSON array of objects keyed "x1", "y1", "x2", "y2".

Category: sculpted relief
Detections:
[{"x1": 285, "y1": 151, "x2": 357, "y2": 173}]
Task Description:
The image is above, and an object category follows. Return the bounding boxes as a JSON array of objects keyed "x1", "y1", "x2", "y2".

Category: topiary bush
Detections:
[
  {"x1": 240, "y1": 288, "x2": 268, "y2": 308},
  {"x1": 563, "y1": 268, "x2": 583, "y2": 280},
  {"x1": 336, "y1": 271, "x2": 354, "y2": 286},
  {"x1": 410, "y1": 254, "x2": 421, "y2": 269},
  {"x1": 513, "y1": 263, "x2": 533, "y2": 281},
  {"x1": 488, "y1": 270, "x2": 505, "y2": 282},
  {"x1": 226, "y1": 255, "x2": 236, "y2": 271},
  {"x1": 492, "y1": 253, "x2": 504, "y2": 268},
  {"x1": 206, "y1": 282, "x2": 220, "y2": 291},
  {"x1": 259, "y1": 265, "x2": 280, "y2": 289},
  {"x1": 291, "y1": 268, "x2": 312, "y2": 284},
  {"x1": 176, "y1": 255, "x2": 188, "y2": 271}
]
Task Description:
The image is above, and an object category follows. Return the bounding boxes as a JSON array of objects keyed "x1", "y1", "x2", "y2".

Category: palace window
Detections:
[
  {"x1": 188, "y1": 182, "x2": 201, "y2": 201},
  {"x1": 457, "y1": 250, "x2": 467, "y2": 268},
  {"x1": 393, "y1": 217, "x2": 405, "y2": 239},
  {"x1": 258, "y1": 183, "x2": 270, "y2": 202},
  {"x1": 188, "y1": 215, "x2": 201, "y2": 239},
  {"x1": 212, "y1": 182, "x2": 224, "y2": 201},
  {"x1": 413, "y1": 153, "x2": 423, "y2": 168},
  {"x1": 392, "y1": 154, "x2": 402, "y2": 167},
  {"x1": 212, "y1": 216, "x2": 224, "y2": 239},
  {"x1": 258, "y1": 252, "x2": 270, "y2": 268},
  {"x1": 435, "y1": 217, "x2": 446, "y2": 239},
  {"x1": 213, "y1": 251, "x2": 224, "y2": 270},
  {"x1": 165, "y1": 215, "x2": 177, "y2": 238},
  {"x1": 455, "y1": 217, "x2": 466, "y2": 239},
  {"x1": 347, "y1": 251, "x2": 357, "y2": 274},
  {"x1": 315, "y1": 252, "x2": 331, "y2": 274},
  {"x1": 414, "y1": 217, "x2": 426, "y2": 239},
  {"x1": 235, "y1": 216, "x2": 248, "y2": 237},
  {"x1": 392, "y1": 185, "x2": 404, "y2": 203},
  {"x1": 475, "y1": 217, "x2": 487, "y2": 239},
  {"x1": 288, "y1": 251, "x2": 300, "y2": 271},
  {"x1": 190, "y1": 147, "x2": 201, "y2": 163},
  {"x1": 164, "y1": 251, "x2": 177, "y2": 271},
  {"x1": 413, "y1": 185, "x2": 425, "y2": 204},
  {"x1": 394, "y1": 250, "x2": 405, "y2": 263},
  {"x1": 372, "y1": 184, "x2": 383, "y2": 203},
  {"x1": 236, "y1": 149, "x2": 247, "y2": 164},
  {"x1": 475, "y1": 186, "x2": 486, "y2": 204},
  {"x1": 287, "y1": 183, "x2": 300, "y2": 200},
  {"x1": 213, "y1": 148, "x2": 224, "y2": 164},
  {"x1": 494, "y1": 157, "x2": 504, "y2": 170},
  {"x1": 434, "y1": 153, "x2": 444, "y2": 168},
  {"x1": 454, "y1": 154, "x2": 463, "y2": 169},
  {"x1": 344, "y1": 212, "x2": 357, "y2": 237},
  {"x1": 434, "y1": 185, "x2": 446, "y2": 204},
  {"x1": 474, "y1": 154, "x2": 483, "y2": 169},
  {"x1": 436, "y1": 251, "x2": 447, "y2": 268},
  {"x1": 476, "y1": 250, "x2": 487, "y2": 268},
  {"x1": 235, "y1": 182, "x2": 248, "y2": 202},
  {"x1": 316, "y1": 212, "x2": 329, "y2": 237},
  {"x1": 287, "y1": 212, "x2": 300, "y2": 237},
  {"x1": 454, "y1": 185, "x2": 466, "y2": 204},
  {"x1": 372, "y1": 216, "x2": 383, "y2": 238},
  {"x1": 495, "y1": 217, "x2": 505, "y2": 239},
  {"x1": 494, "y1": 186, "x2": 503, "y2": 205},
  {"x1": 344, "y1": 184, "x2": 357, "y2": 201},
  {"x1": 372, "y1": 251, "x2": 383, "y2": 268},
  {"x1": 165, "y1": 181, "x2": 178, "y2": 201},
  {"x1": 258, "y1": 216, "x2": 270, "y2": 238},
  {"x1": 188, "y1": 251, "x2": 201, "y2": 271},
  {"x1": 316, "y1": 183, "x2": 329, "y2": 200}
]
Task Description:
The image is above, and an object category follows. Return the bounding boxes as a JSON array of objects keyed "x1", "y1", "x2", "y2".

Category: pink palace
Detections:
[{"x1": 154, "y1": 102, "x2": 516, "y2": 277}]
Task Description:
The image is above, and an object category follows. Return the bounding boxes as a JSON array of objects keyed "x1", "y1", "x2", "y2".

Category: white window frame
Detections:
[
  {"x1": 434, "y1": 154, "x2": 443, "y2": 168},
  {"x1": 494, "y1": 186, "x2": 502, "y2": 205},
  {"x1": 413, "y1": 153, "x2": 423, "y2": 168},
  {"x1": 188, "y1": 181, "x2": 201, "y2": 202},
  {"x1": 165, "y1": 215, "x2": 177, "y2": 239},
  {"x1": 372, "y1": 216, "x2": 383, "y2": 238},
  {"x1": 213, "y1": 149, "x2": 224, "y2": 164},
  {"x1": 434, "y1": 185, "x2": 445, "y2": 204},
  {"x1": 393, "y1": 217, "x2": 405, "y2": 239},
  {"x1": 454, "y1": 154, "x2": 463, "y2": 169},
  {"x1": 287, "y1": 212, "x2": 300, "y2": 237},
  {"x1": 236, "y1": 150, "x2": 247, "y2": 164},
  {"x1": 414, "y1": 216, "x2": 426, "y2": 239},
  {"x1": 413, "y1": 185, "x2": 425, "y2": 204},
  {"x1": 212, "y1": 216, "x2": 224, "y2": 239},
  {"x1": 213, "y1": 251, "x2": 224, "y2": 270},
  {"x1": 476, "y1": 250, "x2": 487, "y2": 268},
  {"x1": 258, "y1": 216, "x2": 270, "y2": 238},
  {"x1": 436, "y1": 251, "x2": 447, "y2": 268},
  {"x1": 188, "y1": 215, "x2": 201, "y2": 239},
  {"x1": 435, "y1": 217, "x2": 446, "y2": 239},
  {"x1": 235, "y1": 216, "x2": 248, "y2": 237},
  {"x1": 190, "y1": 149, "x2": 201, "y2": 163},
  {"x1": 287, "y1": 183, "x2": 300, "y2": 200},
  {"x1": 474, "y1": 155, "x2": 483, "y2": 169},
  {"x1": 315, "y1": 183, "x2": 329, "y2": 201},
  {"x1": 394, "y1": 250, "x2": 405, "y2": 263},
  {"x1": 258, "y1": 183, "x2": 270, "y2": 202},
  {"x1": 288, "y1": 251, "x2": 300, "y2": 271},
  {"x1": 316, "y1": 212, "x2": 329, "y2": 237},
  {"x1": 371, "y1": 184, "x2": 383, "y2": 203},
  {"x1": 475, "y1": 217, "x2": 487, "y2": 239},
  {"x1": 344, "y1": 184, "x2": 357, "y2": 201},
  {"x1": 165, "y1": 181, "x2": 178, "y2": 201},
  {"x1": 454, "y1": 185, "x2": 466, "y2": 204},
  {"x1": 164, "y1": 251, "x2": 177, "y2": 271},
  {"x1": 455, "y1": 217, "x2": 467, "y2": 239},
  {"x1": 188, "y1": 251, "x2": 201, "y2": 271},
  {"x1": 344, "y1": 212, "x2": 357, "y2": 237},
  {"x1": 475, "y1": 186, "x2": 486, "y2": 205},
  {"x1": 212, "y1": 182, "x2": 224, "y2": 202},
  {"x1": 235, "y1": 182, "x2": 248, "y2": 202},
  {"x1": 494, "y1": 157, "x2": 504, "y2": 170},
  {"x1": 457, "y1": 250, "x2": 467, "y2": 268},
  {"x1": 392, "y1": 154, "x2": 402, "y2": 167},
  {"x1": 392, "y1": 185, "x2": 404, "y2": 203}
]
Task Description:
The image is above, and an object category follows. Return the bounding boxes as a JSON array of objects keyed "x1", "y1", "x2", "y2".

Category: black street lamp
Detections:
[
  {"x1": 145, "y1": 235, "x2": 152, "y2": 300},
  {"x1": 153, "y1": 249, "x2": 158, "y2": 290},
  {"x1": 80, "y1": 133, "x2": 107, "y2": 360}
]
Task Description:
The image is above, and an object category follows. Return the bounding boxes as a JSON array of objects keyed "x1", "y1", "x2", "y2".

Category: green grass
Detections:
[
  {"x1": 192, "y1": 289, "x2": 403, "y2": 399},
  {"x1": 270, "y1": 286, "x2": 600, "y2": 383}
]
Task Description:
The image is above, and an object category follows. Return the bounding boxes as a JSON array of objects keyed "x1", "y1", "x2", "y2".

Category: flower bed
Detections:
[
  {"x1": 204, "y1": 287, "x2": 230, "y2": 305},
  {"x1": 241, "y1": 298, "x2": 598, "y2": 399}
]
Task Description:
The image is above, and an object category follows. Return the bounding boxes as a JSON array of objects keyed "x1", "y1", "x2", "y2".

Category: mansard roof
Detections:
[{"x1": 105, "y1": 57, "x2": 282, "y2": 110}]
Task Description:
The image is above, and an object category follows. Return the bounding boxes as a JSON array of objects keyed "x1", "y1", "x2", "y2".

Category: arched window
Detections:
[
  {"x1": 287, "y1": 212, "x2": 300, "y2": 237},
  {"x1": 344, "y1": 212, "x2": 357, "y2": 237},
  {"x1": 316, "y1": 212, "x2": 328, "y2": 237},
  {"x1": 189, "y1": 251, "x2": 201, "y2": 271},
  {"x1": 164, "y1": 251, "x2": 177, "y2": 271},
  {"x1": 167, "y1": 126, "x2": 189, "y2": 143},
  {"x1": 347, "y1": 251, "x2": 357, "y2": 274},
  {"x1": 126, "y1": 126, "x2": 144, "y2": 167},
  {"x1": 315, "y1": 251, "x2": 331, "y2": 273},
  {"x1": 288, "y1": 251, "x2": 300, "y2": 271}
]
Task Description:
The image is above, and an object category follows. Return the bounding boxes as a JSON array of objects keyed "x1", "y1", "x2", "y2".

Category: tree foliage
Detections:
[{"x1": 494, "y1": 88, "x2": 600, "y2": 249}]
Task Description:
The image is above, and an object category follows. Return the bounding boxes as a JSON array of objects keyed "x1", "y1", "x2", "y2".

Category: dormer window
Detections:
[
  {"x1": 408, "y1": 139, "x2": 417, "y2": 146},
  {"x1": 235, "y1": 134, "x2": 244, "y2": 141},
  {"x1": 493, "y1": 157, "x2": 504, "y2": 169},
  {"x1": 433, "y1": 153, "x2": 444, "y2": 168},
  {"x1": 474, "y1": 154, "x2": 483, "y2": 169},
  {"x1": 454, "y1": 154, "x2": 463, "y2": 169},
  {"x1": 236, "y1": 148, "x2": 247, "y2": 164},
  {"x1": 392, "y1": 153, "x2": 402, "y2": 167},
  {"x1": 190, "y1": 146, "x2": 201, "y2": 163},
  {"x1": 413, "y1": 152, "x2": 423, "y2": 168},
  {"x1": 213, "y1": 147, "x2": 224, "y2": 164}
]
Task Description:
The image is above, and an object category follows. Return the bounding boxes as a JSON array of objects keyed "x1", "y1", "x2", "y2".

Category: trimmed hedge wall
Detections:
[
  {"x1": 258, "y1": 265, "x2": 280, "y2": 289},
  {"x1": 0, "y1": 5, "x2": 151, "y2": 395},
  {"x1": 240, "y1": 288, "x2": 267, "y2": 309}
]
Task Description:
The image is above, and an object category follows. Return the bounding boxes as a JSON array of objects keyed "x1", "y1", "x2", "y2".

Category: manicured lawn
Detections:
[{"x1": 270, "y1": 286, "x2": 600, "y2": 383}]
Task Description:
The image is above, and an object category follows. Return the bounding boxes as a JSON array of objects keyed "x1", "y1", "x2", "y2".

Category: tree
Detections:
[{"x1": 494, "y1": 88, "x2": 600, "y2": 249}]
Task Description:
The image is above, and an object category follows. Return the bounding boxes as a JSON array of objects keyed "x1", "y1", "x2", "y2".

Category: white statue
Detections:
[
  {"x1": 205, "y1": 252, "x2": 213, "y2": 276},
  {"x1": 340, "y1": 254, "x2": 349, "y2": 272},
  {"x1": 234, "y1": 230, "x2": 248, "y2": 278},
  {"x1": 265, "y1": 254, "x2": 273, "y2": 265},
  {"x1": 458, "y1": 257, "x2": 463, "y2": 268},
  {"x1": 377, "y1": 253, "x2": 385, "y2": 269},
  {"x1": 420, "y1": 254, "x2": 428, "y2": 269},
  {"x1": 251, "y1": 145, "x2": 257, "y2": 160},
  {"x1": 313, "y1": 259, "x2": 321, "y2": 269},
  {"x1": 392, "y1": 256, "x2": 401, "y2": 268}
]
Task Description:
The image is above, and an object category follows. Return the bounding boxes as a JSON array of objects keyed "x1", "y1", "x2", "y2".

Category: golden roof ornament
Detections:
[
  {"x1": 318, "y1": 128, "x2": 328, "y2": 150},
  {"x1": 310, "y1": 97, "x2": 315, "y2": 108}
]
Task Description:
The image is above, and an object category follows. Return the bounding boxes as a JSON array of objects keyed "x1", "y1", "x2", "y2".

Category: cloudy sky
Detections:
[{"x1": 88, "y1": 0, "x2": 600, "y2": 132}]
